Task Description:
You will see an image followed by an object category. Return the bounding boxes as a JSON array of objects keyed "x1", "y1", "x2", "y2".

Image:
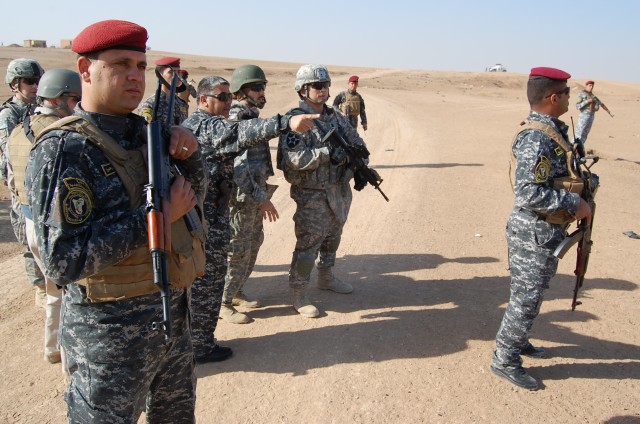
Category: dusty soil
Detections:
[{"x1": 0, "y1": 47, "x2": 639, "y2": 424}]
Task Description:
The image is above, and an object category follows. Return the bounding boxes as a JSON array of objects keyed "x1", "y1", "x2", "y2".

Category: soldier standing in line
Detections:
[
  {"x1": 575, "y1": 80, "x2": 613, "y2": 144},
  {"x1": 219, "y1": 65, "x2": 280, "y2": 324},
  {"x1": 0, "y1": 58, "x2": 47, "y2": 307},
  {"x1": 278, "y1": 65, "x2": 370, "y2": 318},
  {"x1": 138, "y1": 56, "x2": 190, "y2": 125},
  {"x1": 182, "y1": 76, "x2": 318, "y2": 361},
  {"x1": 6, "y1": 68, "x2": 82, "y2": 364},
  {"x1": 490, "y1": 67, "x2": 592, "y2": 391},
  {"x1": 332, "y1": 75, "x2": 368, "y2": 132},
  {"x1": 176, "y1": 69, "x2": 197, "y2": 111},
  {"x1": 24, "y1": 20, "x2": 205, "y2": 422}
]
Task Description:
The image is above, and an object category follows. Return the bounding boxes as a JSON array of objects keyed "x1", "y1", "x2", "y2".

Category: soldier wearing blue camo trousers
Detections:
[
  {"x1": 182, "y1": 76, "x2": 319, "y2": 361},
  {"x1": 220, "y1": 65, "x2": 280, "y2": 324},
  {"x1": 24, "y1": 20, "x2": 206, "y2": 423},
  {"x1": 278, "y1": 64, "x2": 369, "y2": 318},
  {"x1": 490, "y1": 67, "x2": 592, "y2": 391}
]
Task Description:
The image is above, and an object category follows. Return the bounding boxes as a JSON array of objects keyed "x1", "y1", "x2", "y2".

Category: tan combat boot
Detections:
[
  {"x1": 317, "y1": 268, "x2": 353, "y2": 294},
  {"x1": 232, "y1": 290, "x2": 261, "y2": 308},
  {"x1": 292, "y1": 287, "x2": 319, "y2": 318},
  {"x1": 219, "y1": 303, "x2": 251, "y2": 324}
]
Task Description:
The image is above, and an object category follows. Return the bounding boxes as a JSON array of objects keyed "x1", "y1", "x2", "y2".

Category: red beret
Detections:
[
  {"x1": 155, "y1": 57, "x2": 181, "y2": 67},
  {"x1": 529, "y1": 67, "x2": 571, "y2": 81},
  {"x1": 72, "y1": 20, "x2": 147, "y2": 55},
  {"x1": 348, "y1": 75, "x2": 359, "y2": 83},
  {"x1": 585, "y1": 80, "x2": 595, "y2": 85}
]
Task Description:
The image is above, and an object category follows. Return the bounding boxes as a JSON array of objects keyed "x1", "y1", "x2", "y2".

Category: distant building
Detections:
[
  {"x1": 60, "y1": 39, "x2": 72, "y2": 49},
  {"x1": 24, "y1": 39, "x2": 47, "y2": 48}
]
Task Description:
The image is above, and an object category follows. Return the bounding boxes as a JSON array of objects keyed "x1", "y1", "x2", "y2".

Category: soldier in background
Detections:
[
  {"x1": 332, "y1": 75, "x2": 368, "y2": 132},
  {"x1": 0, "y1": 58, "x2": 47, "y2": 307},
  {"x1": 278, "y1": 64, "x2": 368, "y2": 318},
  {"x1": 176, "y1": 69, "x2": 197, "y2": 111},
  {"x1": 182, "y1": 76, "x2": 318, "y2": 359},
  {"x1": 6, "y1": 68, "x2": 81, "y2": 364},
  {"x1": 575, "y1": 80, "x2": 613, "y2": 143},
  {"x1": 220, "y1": 65, "x2": 279, "y2": 324},
  {"x1": 490, "y1": 67, "x2": 591, "y2": 391},
  {"x1": 138, "y1": 56, "x2": 189, "y2": 125},
  {"x1": 24, "y1": 20, "x2": 205, "y2": 422}
]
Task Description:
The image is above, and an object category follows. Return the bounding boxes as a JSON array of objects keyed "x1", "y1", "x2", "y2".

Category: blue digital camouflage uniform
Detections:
[
  {"x1": 24, "y1": 107, "x2": 206, "y2": 423},
  {"x1": 138, "y1": 91, "x2": 189, "y2": 125},
  {"x1": 222, "y1": 101, "x2": 276, "y2": 305},
  {"x1": 492, "y1": 110, "x2": 581, "y2": 370},
  {"x1": 575, "y1": 90, "x2": 600, "y2": 143},
  {"x1": 0, "y1": 96, "x2": 44, "y2": 290},
  {"x1": 331, "y1": 90, "x2": 367, "y2": 130},
  {"x1": 278, "y1": 101, "x2": 366, "y2": 288},
  {"x1": 181, "y1": 107, "x2": 290, "y2": 359}
]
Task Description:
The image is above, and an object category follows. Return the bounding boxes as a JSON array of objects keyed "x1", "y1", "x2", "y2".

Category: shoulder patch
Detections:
[
  {"x1": 534, "y1": 156, "x2": 551, "y2": 183},
  {"x1": 62, "y1": 178, "x2": 94, "y2": 224},
  {"x1": 101, "y1": 163, "x2": 116, "y2": 177},
  {"x1": 139, "y1": 107, "x2": 152, "y2": 123},
  {"x1": 553, "y1": 146, "x2": 564, "y2": 156},
  {"x1": 285, "y1": 132, "x2": 301, "y2": 148}
]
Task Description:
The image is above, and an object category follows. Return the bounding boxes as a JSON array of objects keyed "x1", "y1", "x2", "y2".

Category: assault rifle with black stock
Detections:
[
  {"x1": 553, "y1": 123, "x2": 600, "y2": 310},
  {"x1": 593, "y1": 94, "x2": 614, "y2": 118},
  {"x1": 322, "y1": 127, "x2": 389, "y2": 202},
  {"x1": 145, "y1": 69, "x2": 179, "y2": 340}
]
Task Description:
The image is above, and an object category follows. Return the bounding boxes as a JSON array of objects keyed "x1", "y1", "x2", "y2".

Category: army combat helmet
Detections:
[
  {"x1": 230, "y1": 65, "x2": 267, "y2": 93},
  {"x1": 5, "y1": 58, "x2": 45, "y2": 86},
  {"x1": 295, "y1": 64, "x2": 331, "y2": 103},
  {"x1": 36, "y1": 68, "x2": 82, "y2": 116}
]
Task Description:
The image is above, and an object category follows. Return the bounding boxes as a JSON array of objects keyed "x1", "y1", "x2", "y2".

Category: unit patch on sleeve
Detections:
[
  {"x1": 285, "y1": 132, "x2": 301, "y2": 148},
  {"x1": 62, "y1": 178, "x2": 94, "y2": 224},
  {"x1": 534, "y1": 156, "x2": 551, "y2": 183}
]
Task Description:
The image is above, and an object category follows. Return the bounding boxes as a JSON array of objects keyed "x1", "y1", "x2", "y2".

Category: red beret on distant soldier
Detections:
[
  {"x1": 528, "y1": 67, "x2": 571, "y2": 81},
  {"x1": 348, "y1": 75, "x2": 359, "y2": 83},
  {"x1": 155, "y1": 57, "x2": 181, "y2": 67},
  {"x1": 586, "y1": 80, "x2": 595, "y2": 86},
  {"x1": 71, "y1": 19, "x2": 147, "y2": 55}
]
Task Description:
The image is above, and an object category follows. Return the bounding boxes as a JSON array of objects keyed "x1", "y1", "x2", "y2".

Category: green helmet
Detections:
[
  {"x1": 36, "y1": 69, "x2": 81, "y2": 99},
  {"x1": 230, "y1": 65, "x2": 267, "y2": 94},
  {"x1": 5, "y1": 58, "x2": 45, "y2": 85},
  {"x1": 294, "y1": 64, "x2": 330, "y2": 92}
]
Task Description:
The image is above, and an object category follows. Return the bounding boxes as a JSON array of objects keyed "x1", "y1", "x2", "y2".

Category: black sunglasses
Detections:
[
  {"x1": 205, "y1": 92, "x2": 233, "y2": 102},
  {"x1": 21, "y1": 77, "x2": 40, "y2": 85},
  {"x1": 310, "y1": 82, "x2": 330, "y2": 90},
  {"x1": 247, "y1": 83, "x2": 266, "y2": 92},
  {"x1": 546, "y1": 86, "x2": 570, "y2": 98}
]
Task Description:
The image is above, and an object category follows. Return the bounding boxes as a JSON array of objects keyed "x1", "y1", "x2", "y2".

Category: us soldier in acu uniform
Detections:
[
  {"x1": 138, "y1": 56, "x2": 190, "y2": 125},
  {"x1": 278, "y1": 65, "x2": 369, "y2": 318},
  {"x1": 182, "y1": 76, "x2": 318, "y2": 360},
  {"x1": 6, "y1": 68, "x2": 81, "y2": 364},
  {"x1": 24, "y1": 20, "x2": 206, "y2": 423},
  {"x1": 490, "y1": 67, "x2": 592, "y2": 391},
  {"x1": 332, "y1": 75, "x2": 367, "y2": 132},
  {"x1": 220, "y1": 65, "x2": 280, "y2": 324}
]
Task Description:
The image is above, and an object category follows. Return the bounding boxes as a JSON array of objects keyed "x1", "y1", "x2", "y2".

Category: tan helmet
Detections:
[
  {"x1": 5, "y1": 58, "x2": 44, "y2": 85},
  {"x1": 294, "y1": 64, "x2": 331, "y2": 92}
]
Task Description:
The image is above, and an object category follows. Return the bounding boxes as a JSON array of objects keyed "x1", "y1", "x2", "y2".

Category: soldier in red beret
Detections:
[
  {"x1": 24, "y1": 19, "x2": 204, "y2": 422},
  {"x1": 332, "y1": 75, "x2": 368, "y2": 133},
  {"x1": 138, "y1": 56, "x2": 190, "y2": 125},
  {"x1": 575, "y1": 79, "x2": 613, "y2": 143},
  {"x1": 490, "y1": 67, "x2": 592, "y2": 390}
]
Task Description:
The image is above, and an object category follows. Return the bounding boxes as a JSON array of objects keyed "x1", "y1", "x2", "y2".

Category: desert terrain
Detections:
[{"x1": 0, "y1": 46, "x2": 639, "y2": 423}]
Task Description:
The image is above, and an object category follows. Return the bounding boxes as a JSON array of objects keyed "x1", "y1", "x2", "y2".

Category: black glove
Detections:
[
  {"x1": 353, "y1": 170, "x2": 367, "y2": 191},
  {"x1": 330, "y1": 146, "x2": 349, "y2": 165}
]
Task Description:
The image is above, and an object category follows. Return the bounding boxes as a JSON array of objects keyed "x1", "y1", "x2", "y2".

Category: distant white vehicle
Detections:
[{"x1": 487, "y1": 64, "x2": 507, "y2": 72}]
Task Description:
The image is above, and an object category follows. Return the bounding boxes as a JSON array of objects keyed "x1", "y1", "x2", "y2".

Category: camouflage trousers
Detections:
[
  {"x1": 348, "y1": 115, "x2": 359, "y2": 130},
  {"x1": 289, "y1": 187, "x2": 346, "y2": 288},
  {"x1": 223, "y1": 197, "x2": 265, "y2": 304},
  {"x1": 60, "y1": 284, "x2": 196, "y2": 424},
  {"x1": 190, "y1": 197, "x2": 230, "y2": 359},
  {"x1": 493, "y1": 210, "x2": 565, "y2": 367},
  {"x1": 576, "y1": 112, "x2": 595, "y2": 144},
  {"x1": 14, "y1": 205, "x2": 45, "y2": 289}
]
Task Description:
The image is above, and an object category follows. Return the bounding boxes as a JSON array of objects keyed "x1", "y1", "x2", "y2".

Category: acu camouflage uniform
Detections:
[
  {"x1": 222, "y1": 102, "x2": 277, "y2": 305},
  {"x1": 492, "y1": 110, "x2": 581, "y2": 371},
  {"x1": 575, "y1": 89, "x2": 600, "y2": 143},
  {"x1": 181, "y1": 107, "x2": 291, "y2": 359},
  {"x1": 332, "y1": 90, "x2": 367, "y2": 130},
  {"x1": 278, "y1": 101, "x2": 366, "y2": 288},
  {"x1": 24, "y1": 108, "x2": 206, "y2": 423},
  {"x1": 138, "y1": 91, "x2": 189, "y2": 125}
]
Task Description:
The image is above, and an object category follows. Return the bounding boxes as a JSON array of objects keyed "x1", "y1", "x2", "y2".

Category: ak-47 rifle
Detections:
[
  {"x1": 593, "y1": 95, "x2": 614, "y2": 117},
  {"x1": 322, "y1": 127, "x2": 389, "y2": 202},
  {"x1": 146, "y1": 69, "x2": 179, "y2": 340},
  {"x1": 553, "y1": 121, "x2": 600, "y2": 310}
]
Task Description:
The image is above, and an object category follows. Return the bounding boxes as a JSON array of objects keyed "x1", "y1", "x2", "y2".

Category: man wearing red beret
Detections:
[
  {"x1": 490, "y1": 67, "x2": 592, "y2": 391},
  {"x1": 332, "y1": 75, "x2": 368, "y2": 133},
  {"x1": 575, "y1": 80, "x2": 613, "y2": 144},
  {"x1": 25, "y1": 19, "x2": 204, "y2": 422},
  {"x1": 138, "y1": 56, "x2": 190, "y2": 125}
]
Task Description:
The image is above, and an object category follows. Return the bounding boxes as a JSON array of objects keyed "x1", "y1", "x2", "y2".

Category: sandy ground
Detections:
[{"x1": 0, "y1": 47, "x2": 639, "y2": 424}]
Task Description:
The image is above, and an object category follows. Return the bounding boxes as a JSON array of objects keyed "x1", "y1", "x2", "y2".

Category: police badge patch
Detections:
[
  {"x1": 285, "y1": 132, "x2": 301, "y2": 148},
  {"x1": 534, "y1": 156, "x2": 551, "y2": 183},
  {"x1": 62, "y1": 178, "x2": 94, "y2": 224}
]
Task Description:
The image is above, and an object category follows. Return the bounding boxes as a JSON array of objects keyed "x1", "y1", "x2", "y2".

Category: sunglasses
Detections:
[
  {"x1": 546, "y1": 86, "x2": 570, "y2": 98},
  {"x1": 66, "y1": 95, "x2": 82, "y2": 102},
  {"x1": 205, "y1": 92, "x2": 233, "y2": 102},
  {"x1": 247, "y1": 83, "x2": 266, "y2": 92},
  {"x1": 310, "y1": 82, "x2": 331, "y2": 90},
  {"x1": 21, "y1": 77, "x2": 40, "y2": 85}
]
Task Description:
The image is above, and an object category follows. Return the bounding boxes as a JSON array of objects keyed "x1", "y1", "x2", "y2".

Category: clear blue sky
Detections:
[{"x1": 2, "y1": 0, "x2": 637, "y2": 83}]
